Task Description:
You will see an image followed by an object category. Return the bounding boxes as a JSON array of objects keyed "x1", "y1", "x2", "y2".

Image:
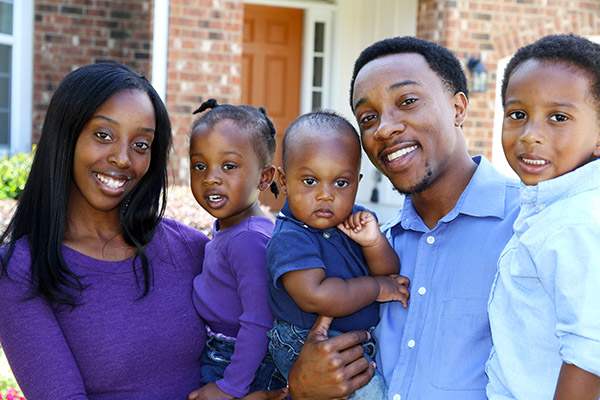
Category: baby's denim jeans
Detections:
[
  {"x1": 200, "y1": 331, "x2": 286, "y2": 392},
  {"x1": 267, "y1": 320, "x2": 388, "y2": 400}
]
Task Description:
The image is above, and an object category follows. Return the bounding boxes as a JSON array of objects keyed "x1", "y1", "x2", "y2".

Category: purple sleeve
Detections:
[
  {"x1": 0, "y1": 245, "x2": 88, "y2": 400},
  {"x1": 216, "y1": 231, "x2": 273, "y2": 397}
]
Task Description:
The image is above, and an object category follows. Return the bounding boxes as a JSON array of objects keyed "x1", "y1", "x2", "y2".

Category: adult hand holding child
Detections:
[{"x1": 288, "y1": 316, "x2": 376, "y2": 400}]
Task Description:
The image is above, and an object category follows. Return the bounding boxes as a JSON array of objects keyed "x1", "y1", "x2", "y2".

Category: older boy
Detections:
[{"x1": 487, "y1": 33, "x2": 600, "y2": 400}]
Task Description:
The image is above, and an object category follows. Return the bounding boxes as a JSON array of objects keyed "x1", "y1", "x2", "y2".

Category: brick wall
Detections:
[
  {"x1": 416, "y1": 0, "x2": 600, "y2": 163},
  {"x1": 31, "y1": 0, "x2": 599, "y2": 177},
  {"x1": 166, "y1": 0, "x2": 244, "y2": 185},
  {"x1": 33, "y1": 0, "x2": 153, "y2": 143}
]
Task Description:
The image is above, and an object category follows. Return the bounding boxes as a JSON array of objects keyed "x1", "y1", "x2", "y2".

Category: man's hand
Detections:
[{"x1": 288, "y1": 316, "x2": 375, "y2": 399}]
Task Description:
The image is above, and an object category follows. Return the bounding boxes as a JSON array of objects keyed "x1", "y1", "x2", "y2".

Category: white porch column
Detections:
[{"x1": 152, "y1": 0, "x2": 170, "y2": 102}]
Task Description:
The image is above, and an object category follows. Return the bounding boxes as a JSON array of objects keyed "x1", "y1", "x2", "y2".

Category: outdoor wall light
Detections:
[{"x1": 467, "y1": 57, "x2": 488, "y2": 93}]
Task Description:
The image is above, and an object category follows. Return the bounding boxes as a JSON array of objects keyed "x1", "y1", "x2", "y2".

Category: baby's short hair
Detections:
[
  {"x1": 281, "y1": 111, "x2": 360, "y2": 168},
  {"x1": 501, "y1": 34, "x2": 600, "y2": 113}
]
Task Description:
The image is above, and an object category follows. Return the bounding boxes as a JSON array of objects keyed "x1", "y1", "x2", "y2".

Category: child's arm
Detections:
[
  {"x1": 337, "y1": 210, "x2": 400, "y2": 275},
  {"x1": 553, "y1": 362, "x2": 600, "y2": 400},
  {"x1": 218, "y1": 231, "x2": 275, "y2": 397},
  {"x1": 281, "y1": 267, "x2": 409, "y2": 317}
]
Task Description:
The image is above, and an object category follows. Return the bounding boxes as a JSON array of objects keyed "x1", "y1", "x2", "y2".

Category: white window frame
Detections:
[
  {"x1": 0, "y1": 0, "x2": 33, "y2": 155},
  {"x1": 300, "y1": 7, "x2": 333, "y2": 113},
  {"x1": 152, "y1": 0, "x2": 169, "y2": 103}
]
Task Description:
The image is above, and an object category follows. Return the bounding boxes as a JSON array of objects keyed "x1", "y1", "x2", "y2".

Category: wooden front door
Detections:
[{"x1": 242, "y1": 4, "x2": 303, "y2": 212}]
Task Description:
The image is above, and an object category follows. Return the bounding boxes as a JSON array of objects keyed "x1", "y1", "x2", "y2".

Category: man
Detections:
[{"x1": 288, "y1": 36, "x2": 520, "y2": 400}]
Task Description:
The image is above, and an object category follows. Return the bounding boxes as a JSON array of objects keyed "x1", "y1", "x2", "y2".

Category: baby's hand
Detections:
[
  {"x1": 337, "y1": 210, "x2": 382, "y2": 247},
  {"x1": 374, "y1": 274, "x2": 410, "y2": 307}
]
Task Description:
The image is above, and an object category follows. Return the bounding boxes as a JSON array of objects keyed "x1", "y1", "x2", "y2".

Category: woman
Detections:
[{"x1": 0, "y1": 63, "x2": 287, "y2": 400}]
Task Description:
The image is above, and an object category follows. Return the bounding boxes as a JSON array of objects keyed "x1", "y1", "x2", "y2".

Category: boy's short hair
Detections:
[
  {"x1": 281, "y1": 111, "x2": 360, "y2": 168},
  {"x1": 501, "y1": 34, "x2": 600, "y2": 113},
  {"x1": 349, "y1": 36, "x2": 469, "y2": 110}
]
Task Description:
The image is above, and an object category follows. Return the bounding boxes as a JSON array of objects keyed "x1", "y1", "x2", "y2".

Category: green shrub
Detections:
[
  {"x1": 0, "y1": 346, "x2": 25, "y2": 399},
  {"x1": 0, "y1": 148, "x2": 34, "y2": 200}
]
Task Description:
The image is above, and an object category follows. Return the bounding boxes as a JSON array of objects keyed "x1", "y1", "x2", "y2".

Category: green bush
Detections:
[
  {"x1": 1, "y1": 346, "x2": 25, "y2": 399},
  {"x1": 0, "y1": 148, "x2": 34, "y2": 200}
]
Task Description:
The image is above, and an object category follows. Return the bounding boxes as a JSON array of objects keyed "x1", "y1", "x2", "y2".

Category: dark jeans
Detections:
[
  {"x1": 267, "y1": 320, "x2": 388, "y2": 399},
  {"x1": 200, "y1": 333, "x2": 286, "y2": 392}
]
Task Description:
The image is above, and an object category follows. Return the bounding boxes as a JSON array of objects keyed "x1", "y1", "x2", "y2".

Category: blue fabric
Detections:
[
  {"x1": 200, "y1": 333, "x2": 286, "y2": 392},
  {"x1": 267, "y1": 202, "x2": 380, "y2": 332},
  {"x1": 268, "y1": 320, "x2": 387, "y2": 399},
  {"x1": 486, "y1": 159, "x2": 600, "y2": 399},
  {"x1": 374, "y1": 156, "x2": 520, "y2": 400}
]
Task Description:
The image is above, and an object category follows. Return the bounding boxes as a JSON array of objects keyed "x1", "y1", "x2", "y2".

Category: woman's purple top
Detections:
[
  {"x1": 0, "y1": 219, "x2": 209, "y2": 400},
  {"x1": 192, "y1": 216, "x2": 275, "y2": 397}
]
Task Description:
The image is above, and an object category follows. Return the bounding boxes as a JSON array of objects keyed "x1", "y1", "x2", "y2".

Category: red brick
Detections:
[
  {"x1": 418, "y1": 0, "x2": 600, "y2": 158},
  {"x1": 33, "y1": 0, "x2": 153, "y2": 145}
]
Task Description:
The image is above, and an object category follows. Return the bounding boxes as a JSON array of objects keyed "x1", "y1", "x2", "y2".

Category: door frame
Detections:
[{"x1": 243, "y1": 0, "x2": 336, "y2": 115}]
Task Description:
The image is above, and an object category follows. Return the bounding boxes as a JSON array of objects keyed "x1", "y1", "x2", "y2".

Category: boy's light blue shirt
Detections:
[
  {"x1": 374, "y1": 156, "x2": 520, "y2": 400},
  {"x1": 487, "y1": 159, "x2": 600, "y2": 400}
]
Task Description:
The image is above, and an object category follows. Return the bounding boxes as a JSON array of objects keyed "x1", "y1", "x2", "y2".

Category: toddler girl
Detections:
[{"x1": 188, "y1": 99, "x2": 284, "y2": 399}]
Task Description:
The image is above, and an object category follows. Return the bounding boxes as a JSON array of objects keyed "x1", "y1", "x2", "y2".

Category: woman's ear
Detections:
[{"x1": 277, "y1": 167, "x2": 288, "y2": 195}]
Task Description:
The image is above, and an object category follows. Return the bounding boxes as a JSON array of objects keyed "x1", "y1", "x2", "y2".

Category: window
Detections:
[
  {"x1": 311, "y1": 22, "x2": 325, "y2": 110},
  {"x1": 300, "y1": 8, "x2": 332, "y2": 113},
  {"x1": 0, "y1": 0, "x2": 32, "y2": 155},
  {"x1": 0, "y1": 0, "x2": 13, "y2": 147}
]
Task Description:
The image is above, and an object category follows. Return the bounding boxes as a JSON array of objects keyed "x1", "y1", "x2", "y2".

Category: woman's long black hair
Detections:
[{"x1": 0, "y1": 63, "x2": 173, "y2": 306}]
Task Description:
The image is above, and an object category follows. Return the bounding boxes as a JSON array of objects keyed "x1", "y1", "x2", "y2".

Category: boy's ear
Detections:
[
  {"x1": 594, "y1": 129, "x2": 600, "y2": 158},
  {"x1": 277, "y1": 167, "x2": 288, "y2": 195},
  {"x1": 259, "y1": 165, "x2": 276, "y2": 190},
  {"x1": 452, "y1": 92, "x2": 468, "y2": 127}
]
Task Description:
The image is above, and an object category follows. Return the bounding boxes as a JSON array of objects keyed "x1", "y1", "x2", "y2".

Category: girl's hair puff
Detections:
[
  {"x1": 191, "y1": 99, "x2": 279, "y2": 197},
  {"x1": 0, "y1": 62, "x2": 173, "y2": 306}
]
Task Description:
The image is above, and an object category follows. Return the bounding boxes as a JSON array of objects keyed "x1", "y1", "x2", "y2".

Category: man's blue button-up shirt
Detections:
[{"x1": 374, "y1": 156, "x2": 520, "y2": 400}]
